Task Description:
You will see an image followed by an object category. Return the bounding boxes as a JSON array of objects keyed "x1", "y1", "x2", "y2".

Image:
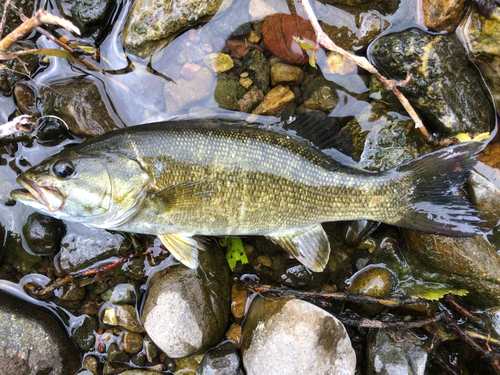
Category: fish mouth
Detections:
[{"x1": 11, "y1": 175, "x2": 64, "y2": 212}]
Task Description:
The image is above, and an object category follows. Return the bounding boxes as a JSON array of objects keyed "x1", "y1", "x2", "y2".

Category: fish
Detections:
[{"x1": 10, "y1": 120, "x2": 484, "y2": 272}]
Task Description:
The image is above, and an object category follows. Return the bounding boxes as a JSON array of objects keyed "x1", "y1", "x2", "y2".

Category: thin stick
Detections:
[
  {"x1": 0, "y1": 9, "x2": 79, "y2": 52},
  {"x1": 245, "y1": 282, "x2": 426, "y2": 307},
  {"x1": 299, "y1": 0, "x2": 445, "y2": 146},
  {"x1": 0, "y1": 115, "x2": 38, "y2": 139},
  {"x1": 0, "y1": 0, "x2": 13, "y2": 38}
]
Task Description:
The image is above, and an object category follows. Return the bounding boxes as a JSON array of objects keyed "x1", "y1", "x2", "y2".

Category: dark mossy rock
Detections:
[
  {"x1": 196, "y1": 342, "x2": 243, "y2": 375},
  {"x1": 214, "y1": 74, "x2": 247, "y2": 111},
  {"x1": 461, "y1": 6, "x2": 500, "y2": 116},
  {"x1": 40, "y1": 78, "x2": 120, "y2": 137},
  {"x1": 302, "y1": 75, "x2": 341, "y2": 113},
  {"x1": 242, "y1": 50, "x2": 270, "y2": 93},
  {"x1": 317, "y1": 0, "x2": 400, "y2": 15},
  {"x1": 0, "y1": 0, "x2": 35, "y2": 36},
  {"x1": 0, "y1": 42, "x2": 39, "y2": 95},
  {"x1": 122, "y1": 0, "x2": 225, "y2": 58},
  {"x1": 13, "y1": 83, "x2": 39, "y2": 116},
  {"x1": 57, "y1": 0, "x2": 114, "y2": 34},
  {"x1": 72, "y1": 315, "x2": 98, "y2": 351},
  {"x1": 370, "y1": 28, "x2": 494, "y2": 137},
  {"x1": 403, "y1": 230, "x2": 500, "y2": 306},
  {"x1": 22, "y1": 212, "x2": 66, "y2": 256}
]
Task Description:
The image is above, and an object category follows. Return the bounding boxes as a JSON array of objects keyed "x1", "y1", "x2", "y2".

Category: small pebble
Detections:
[
  {"x1": 226, "y1": 322, "x2": 242, "y2": 349},
  {"x1": 252, "y1": 85, "x2": 295, "y2": 116},
  {"x1": 204, "y1": 53, "x2": 234, "y2": 74},
  {"x1": 120, "y1": 331, "x2": 144, "y2": 354},
  {"x1": 103, "y1": 307, "x2": 118, "y2": 326},
  {"x1": 231, "y1": 283, "x2": 247, "y2": 319}
]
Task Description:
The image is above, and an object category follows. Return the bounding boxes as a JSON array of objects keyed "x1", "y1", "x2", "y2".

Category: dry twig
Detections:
[
  {"x1": 0, "y1": 115, "x2": 38, "y2": 139},
  {"x1": 0, "y1": 0, "x2": 13, "y2": 38}
]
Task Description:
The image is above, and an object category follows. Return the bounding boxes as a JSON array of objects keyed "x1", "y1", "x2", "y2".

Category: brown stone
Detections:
[
  {"x1": 231, "y1": 284, "x2": 247, "y2": 319},
  {"x1": 252, "y1": 85, "x2": 294, "y2": 116},
  {"x1": 422, "y1": 0, "x2": 468, "y2": 32},
  {"x1": 263, "y1": 13, "x2": 316, "y2": 65}
]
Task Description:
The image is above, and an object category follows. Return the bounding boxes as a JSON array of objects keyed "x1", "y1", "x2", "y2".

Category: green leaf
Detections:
[
  {"x1": 293, "y1": 37, "x2": 316, "y2": 51},
  {"x1": 221, "y1": 237, "x2": 249, "y2": 271},
  {"x1": 411, "y1": 286, "x2": 468, "y2": 301},
  {"x1": 309, "y1": 50, "x2": 317, "y2": 69}
]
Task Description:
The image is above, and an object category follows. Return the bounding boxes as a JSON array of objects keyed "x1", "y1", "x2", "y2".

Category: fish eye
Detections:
[{"x1": 53, "y1": 159, "x2": 75, "y2": 179}]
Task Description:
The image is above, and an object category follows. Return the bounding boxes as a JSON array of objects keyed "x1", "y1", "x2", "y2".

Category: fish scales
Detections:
[
  {"x1": 118, "y1": 124, "x2": 410, "y2": 236},
  {"x1": 11, "y1": 120, "x2": 484, "y2": 271}
]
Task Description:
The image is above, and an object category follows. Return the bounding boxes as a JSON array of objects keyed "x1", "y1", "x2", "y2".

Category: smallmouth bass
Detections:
[{"x1": 11, "y1": 120, "x2": 483, "y2": 271}]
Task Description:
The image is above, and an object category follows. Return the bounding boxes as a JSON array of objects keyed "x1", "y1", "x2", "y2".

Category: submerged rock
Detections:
[
  {"x1": 371, "y1": 28, "x2": 494, "y2": 137},
  {"x1": 214, "y1": 74, "x2": 247, "y2": 110},
  {"x1": 467, "y1": 162, "x2": 500, "y2": 229},
  {"x1": 22, "y1": 212, "x2": 66, "y2": 256},
  {"x1": 57, "y1": 0, "x2": 114, "y2": 34},
  {"x1": 122, "y1": 0, "x2": 226, "y2": 58},
  {"x1": 252, "y1": 85, "x2": 294, "y2": 116},
  {"x1": 243, "y1": 50, "x2": 270, "y2": 93},
  {"x1": 0, "y1": 288, "x2": 81, "y2": 374},
  {"x1": 403, "y1": 230, "x2": 500, "y2": 306},
  {"x1": 302, "y1": 75, "x2": 341, "y2": 113},
  {"x1": 196, "y1": 342, "x2": 243, "y2": 375},
  {"x1": 366, "y1": 328, "x2": 428, "y2": 375},
  {"x1": 141, "y1": 244, "x2": 231, "y2": 358},
  {"x1": 241, "y1": 296, "x2": 356, "y2": 375},
  {"x1": 40, "y1": 78, "x2": 120, "y2": 137},
  {"x1": 0, "y1": 42, "x2": 39, "y2": 95},
  {"x1": 460, "y1": 6, "x2": 500, "y2": 116},
  {"x1": 421, "y1": 0, "x2": 468, "y2": 32},
  {"x1": 318, "y1": 0, "x2": 400, "y2": 15}
]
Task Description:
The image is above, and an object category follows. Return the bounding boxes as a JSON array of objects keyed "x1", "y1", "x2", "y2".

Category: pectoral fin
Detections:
[
  {"x1": 267, "y1": 224, "x2": 330, "y2": 272},
  {"x1": 150, "y1": 179, "x2": 216, "y2": 213},
  {"x1": 158, "y1": 233, "x2": 199, "y2": 269}
]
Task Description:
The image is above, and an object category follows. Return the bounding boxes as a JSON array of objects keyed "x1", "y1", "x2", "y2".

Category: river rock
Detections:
[
  {"x1": 403, "y1": 230, "x2": 500, "y2": 306},
  {"x1": 302, "y1": 75, "x2": 341, "y2": 113},
  {"x1": 122, "y1": 0, "x2": 226, "y2": 58},
  {"x1": 196, "y1": 342, "x2": 243, "y2": 375},
  {"x1": 370, "y1": 28, "x2": 494, "y2": 136},
  {"x1": 0, "y1": 1, "x2": 35, "y2": 36},
  {"x1": 460, "y1": 6, "x2": 500, "y2": 116},
  {"x1": 467, "y1": 162, "x2": 500, "y2": 229},
  {"x1": 242, "y1": 50, "x2": 270, "y2": 92},
  {"x1": 270, "y1": 63, "x2": 303, "y2": 86},
  {"x1": 57, "y1": 0, "x2": 114, "y2": 34},
  {"x1": 241, "y1": 296, "x2": 356, "y2": 375},
  {"x1": 422, "y1": 0, "x2": 468, "y2": 31},
  {"x1": 0, "y1": 42, "x2": 39, "y2": 95},
  {"x1": 262, "y1": 13, "x2": 315, "y2": 65},
  {"x1": 252, "y1": 85, "x2": 294, "y2": 116},
  {"x1": 13, "y1": 82, "x2": 39, "y2": 116},
  {"x1": 214, "y1": 74, "x2": 247, "y2": 110},
  {"x1": 237, "y1": 87, "x2": 264, "y2": 113},
  {"x1": 366, "y1": 328, "x2": 428, "y2": 375},
  {"x1": 101, "y1": 283, "x2": 137, "y2": 305},
  {"x1": 141, "y1": 243, "x2": 231, "y2": 358},
  {"x1": 164, "y1": 67, "x2": 215, "y2": 113},
  {"x1": 59, "y1": 224, "x2": 128, "y2": 272},
  {"x1": 40, "y1": 78, "x2": 120, "y2": 137},
  {"x1": 0, "y1": 288, "x2": 81, "y2": 374},
  {"x1": 318, "y1": 0, "x2": 399, "y2": 15},
  {"x1": 204, "y1": 53, "x2": 234, "y2": 73},
  {"x1": 115, "y1": 304, "x2": 145, "y2": 333},
  {"x1": 72, "y1": 315, "x2": 98, "y2": 351},
  {"x1": 22, "y1": 212, "x2": 66, "y2": 256}
]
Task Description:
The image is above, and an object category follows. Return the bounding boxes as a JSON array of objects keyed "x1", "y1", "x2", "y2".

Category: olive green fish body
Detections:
[{"x1": 11, "y1": 120, "x2": 483, "y2": 271}]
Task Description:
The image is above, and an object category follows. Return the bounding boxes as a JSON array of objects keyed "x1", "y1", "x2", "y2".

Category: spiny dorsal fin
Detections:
[
  {"x1": 150, "y1": 179, "x2": 216, "y2": 213},
  {"x1": 267, "y1": 224, "x2": 330, "y2": 272},
  {"x1": 158, "y1": 233, "x2": 199, "y2": 268}
]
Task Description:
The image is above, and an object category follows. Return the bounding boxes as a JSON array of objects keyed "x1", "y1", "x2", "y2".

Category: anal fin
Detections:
[
  {"x1": 158, "y1": 233, "x2": 199, "y2": 269},
  {"x1": 267, "y1": 224, "x2": 330, "y2": 272}
]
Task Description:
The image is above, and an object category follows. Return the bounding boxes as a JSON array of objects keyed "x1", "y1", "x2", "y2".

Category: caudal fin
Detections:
[{"x1": 395, "y1": 141, "x2": 485, "y2": 237}]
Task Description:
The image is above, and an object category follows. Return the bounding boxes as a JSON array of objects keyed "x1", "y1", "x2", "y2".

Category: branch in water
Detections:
[{"x1": 0, "y1": 115, "x2": 38, "y2": 139}]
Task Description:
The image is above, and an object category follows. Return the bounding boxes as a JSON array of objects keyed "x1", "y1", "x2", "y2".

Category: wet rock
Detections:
[
  {"x1": 237, "y1": 87, "x2": 264, "y2": 113},
  {"x1": 461, "y1": 6, "x2": 500, "y2": 116},
  {"x1": 0, "y1": 289, "x2": 81, "y2": 374},
  {"x1": 108, "y1": 342, "x2": 130, "y2": 362},
  {"x1": 467, "y1": 162, "x2": 500, "y2": 229},
  {"x1": 0, "y1": 1, "x2": 35, "y2": 36},
  {"x1": 164, "y1": 67, "x2": 215, "y2": 113},
  {"x1": 356, "y1": 103, "x2": 427, "y2": 171},
  {"x1": 22, "y1": 212, "x2": 65, "y2": 256},
  {"x1": 204, "y1": 53, "x2": 234, "y2": 73},
  {"x1": 120, "y1": 330, "x2": 144, "y2": 354},
  {"x1": 323, "y1": 52, "x2": 357, "y2": 75},
  {"x1": 366, "y1": 328, "x2": 428, "y2": 375},
  {"x1": 214, "y1": 74, "x2": 248, "y2": 111},
  {"x1": 239, "y1": 76, "x2": 253, "y2": 90},
  {"x1": 122, "y1": 0, "x2": 226, "y2": 58},
  {"x1": 59, "y1": 225, "x2": 128, "y2": 273},
  {"x1": 57, "y1": 0, "x2": 113, "y2": 34},
  {"x1": 473, "y1": 0, "x2": 500, "y2": 17},
  {"x1": 14, "y1": 83, "x2": 39, "y2": 116},
  {"x1": 83, "y1": 355, "x2": 101, "y2": 374},
  {"x1": 241, "y1": 296, "x2": 356, "y2": 374},
  {"x1": 144, "y1": 335, "x2": 159, "y2": 362},
  {"x1": 263, "y1": 13, "x2": 315, "y2": 65},
  {"x1": 36, "y1": 118, "x2": 72, "y2": 147},
  {"x1": 72, "y1": 315, "x2": 98, "y2": 351},
  {"x1": 303, "y1": 75, "x2": 341, "y2": 113},
  {"x1": 346, "y1": 265, "x2": 396, "y2": 314},
  {"x1": 101, "y1": 283, "x2": 137, "y2": 305},
  {"x1": 344, "y1": 220, "x2": 379, "y2": 246},
  {"x1": 270, "y1": 63, "x2": 304, "y2": 86},
  {"x1": 231, "y1": 283, "x2": 247, "y2": 319},
  {"x1": 131, "y1": 351, "x2": 147, "y2": 367},
  {"x1": 103, "y1": 306, "x2": 118, "y2": 326},
  {"x1": 121, "y1": 258, "x2": 146, "y2": 280},
  {"x1": 422, "y1": 0, "x2": 468, "y2": 32},
  {"x1": 40, "y1": 78, "x2": 120, "y2": 137},
  {"x1": 252, "y1": 85, "x2": 294, "y2": 116},
  {"x1": 403, "y1": 230, "x2": 500, "y2": 306},
  {"x1": 116, "y1": 304, "x2": 145, "y2": 333},
  {"x1": 371, "y1": 28, "x2": 494, "y2": 136},
  {"x1": 319, "y1": 9, "x2": 390, "y2": 52},
  {"x1": 141, "y1": 243, "x2": 231, "y2": 358},
  {"x1": 0, "y1": 42, "x2": 39, "y2": 95},
  {"x1": 276, "y1": 264, "x2": 315, "y2": 288},
  {"x1": 242, "y1": 50, "x2": 270, "y2": 92},
  {"x1": 196, "y1": 342, "x2": 243, "y2": 375},
  {"x1": 60, "y1": 283, "x2": 86, "y2": 302},
  {"x1": 226, "y1": 322, "x2": 242, "y2": 348},
  {"x1": 102, "y1": 361, "x2": 130, "y2": 374}
]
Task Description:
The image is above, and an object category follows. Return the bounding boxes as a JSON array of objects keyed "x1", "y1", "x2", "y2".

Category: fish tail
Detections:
[{"x1": 395, "y1": 141, "x2": 485, "y2": 237}]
